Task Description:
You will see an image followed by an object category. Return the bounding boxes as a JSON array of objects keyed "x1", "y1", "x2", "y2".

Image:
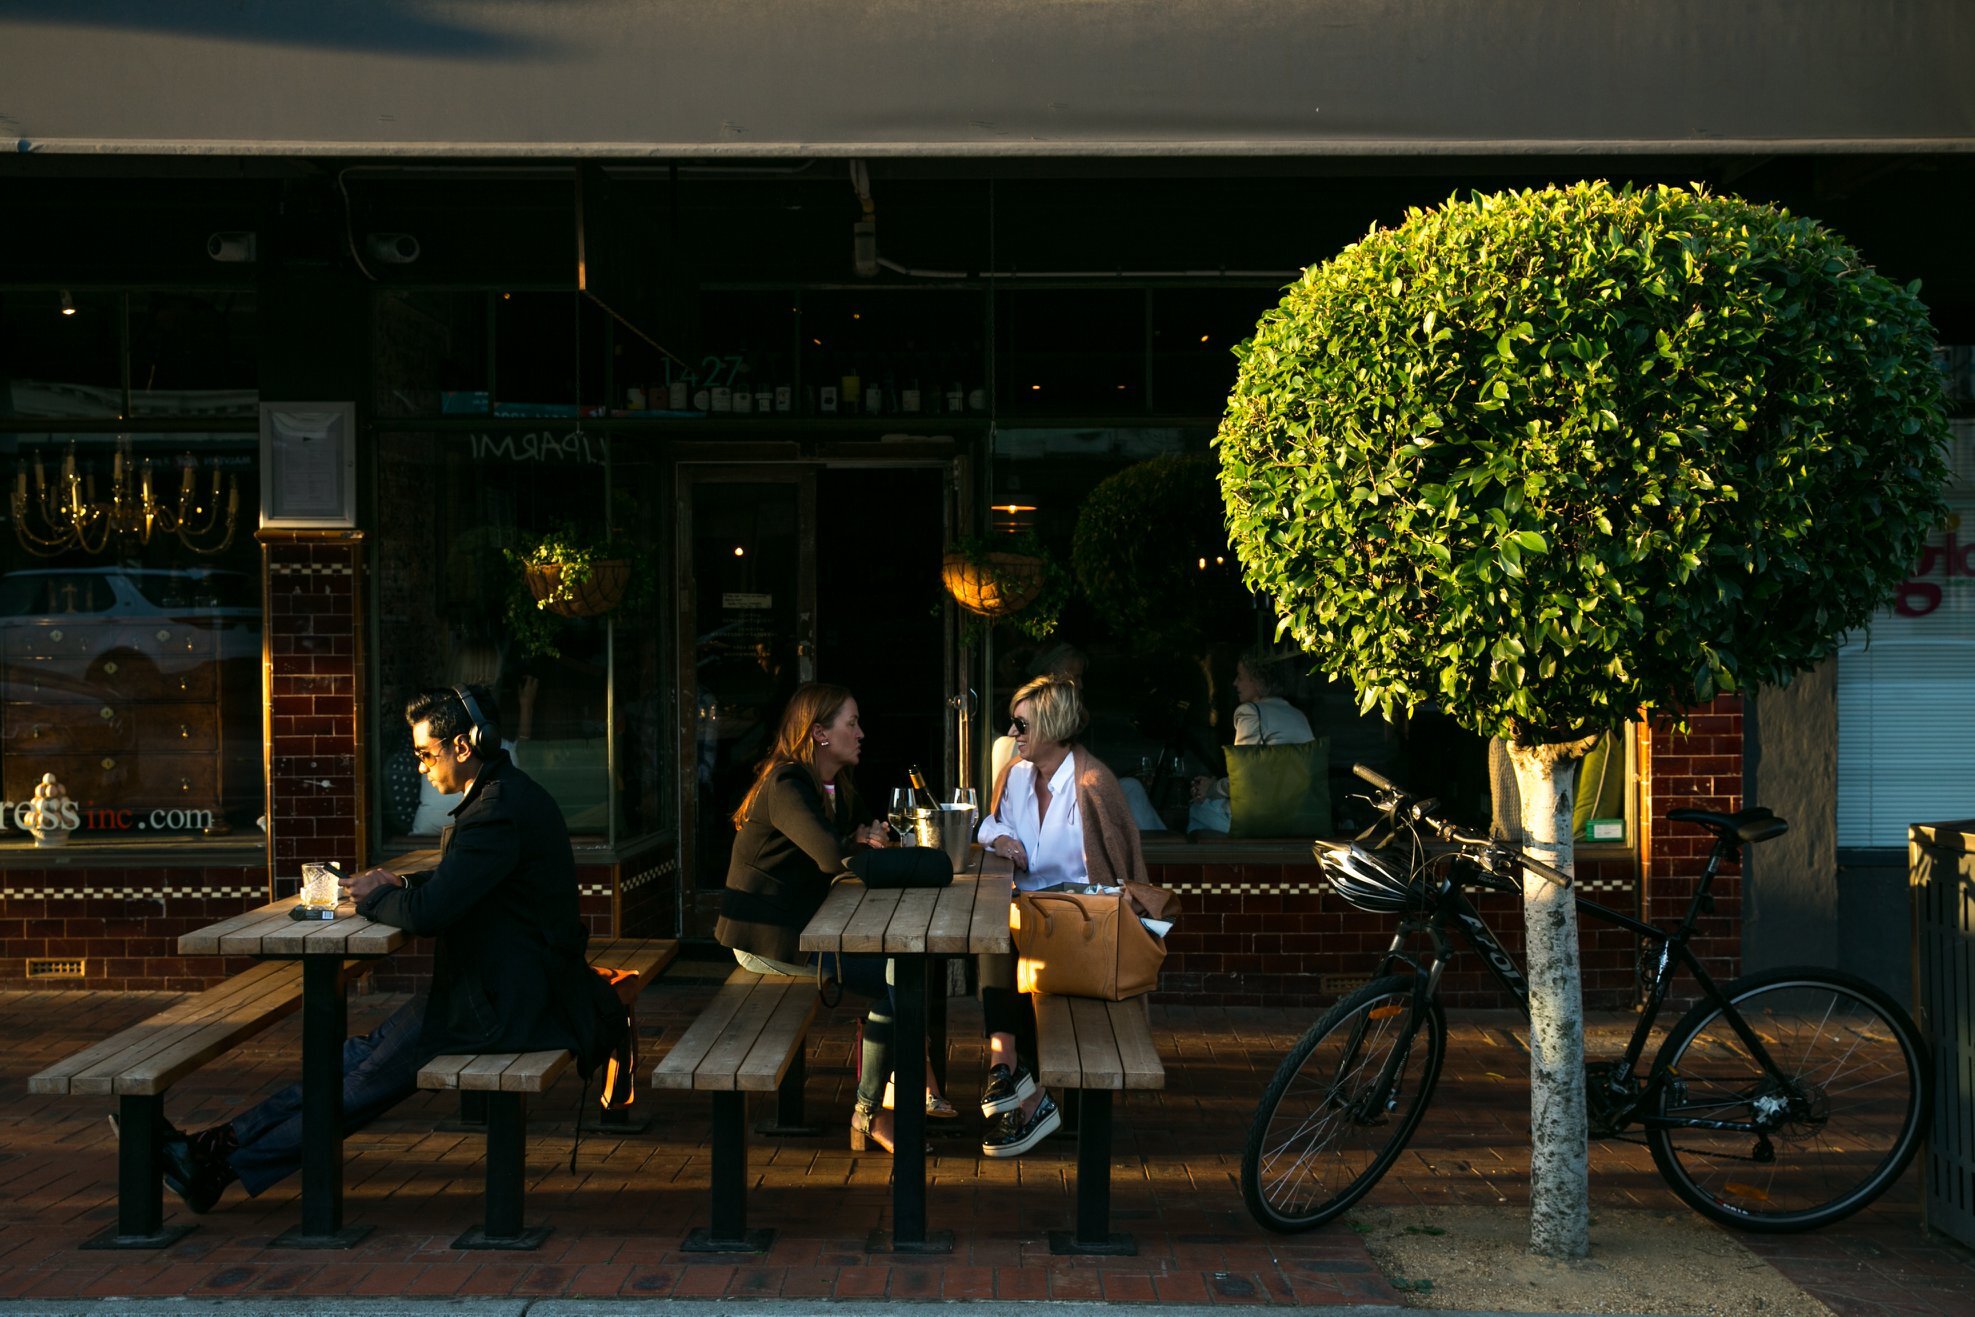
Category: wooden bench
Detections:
[
  {"x1": 650, "y1": 967, "x2": 819, "y2": 1253},
  {"x1": 420, "y1": 936, "x2": 679, "y2": 1250},
  {"x1": 1036, "y1": 993, "x2": 1166, "y2": 1256},
  {"x1": 26, "y1": 960, "x2": 323, "y2": 1249}
]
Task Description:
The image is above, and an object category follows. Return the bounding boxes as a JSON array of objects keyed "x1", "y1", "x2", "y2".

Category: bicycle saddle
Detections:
[{"x1": 1666, "y1": 806, "x2": 1789, "y2": 844}]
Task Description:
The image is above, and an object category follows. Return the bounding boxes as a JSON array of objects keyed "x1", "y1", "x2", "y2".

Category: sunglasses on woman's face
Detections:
[{"x1": 1010, "y1": 716, "x2": 1030, "y2": 735}]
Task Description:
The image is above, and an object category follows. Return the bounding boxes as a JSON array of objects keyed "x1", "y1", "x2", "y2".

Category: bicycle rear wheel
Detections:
[
  {"x1": 1646, "y1": 968, "x2": 1927, "y2": 1232},
  {"x1": 1242, "y1": 975, "x2": 1445, "y2": 1232}
]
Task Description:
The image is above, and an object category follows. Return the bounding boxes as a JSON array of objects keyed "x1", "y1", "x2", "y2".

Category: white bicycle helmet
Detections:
[{"x1": 1317, "y1": 841, "x2": 1429, "y2": 913}]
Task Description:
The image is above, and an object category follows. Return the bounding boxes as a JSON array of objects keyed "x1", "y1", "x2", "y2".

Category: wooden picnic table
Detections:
[
  {"x1": 178, "y1": 894, "x2": 408, "y2": 1248},
  {"x1": 799, "y1": 851, "x2": 1013, "y2": 1253}
]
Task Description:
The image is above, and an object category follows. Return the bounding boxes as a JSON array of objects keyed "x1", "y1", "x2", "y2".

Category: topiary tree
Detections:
[{"x1": 1216, "y1": 181, "x2": 1950, "y2": 1258}]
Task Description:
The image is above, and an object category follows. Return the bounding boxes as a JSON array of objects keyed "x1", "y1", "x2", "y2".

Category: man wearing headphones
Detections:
[{"x1": 159, "y1": 684, "x2": 620, "y2": 1212}]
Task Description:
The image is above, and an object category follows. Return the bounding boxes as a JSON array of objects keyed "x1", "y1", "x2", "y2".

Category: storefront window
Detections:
[
  {"x1": 373, "y1": 290, "x2": 490, "y2": 418},
  {"x1": 0, "y1": 431, "x2": 263, "y2": 845},
  {"x1": 1837, "y1": 417, "x2": 1975, "y2": 847},
  {"x1": 1, "y1": 290, "x2": 124, "y2": 419},
  {"x1": 128, "y1": 291, "x2": 257, "y2": 418},
  {"x1": 371, "y1": 426, "x2": 667, "y2": 847},
  {"x1": 983, "y1": 424, "x2": 1622, "y2": 840}
]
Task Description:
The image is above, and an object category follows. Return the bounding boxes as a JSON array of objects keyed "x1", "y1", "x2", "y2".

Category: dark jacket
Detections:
[
  {"x1": 358, "y1": 750, "x2": 605, "y2": 1062},
  {"x1": 714, "y1": 763, "x2": 857, "y2": 964}
]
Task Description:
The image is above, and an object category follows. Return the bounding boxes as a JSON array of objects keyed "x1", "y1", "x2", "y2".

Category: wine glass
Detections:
[
  {"x1": 888, "y1": 787, "x2": 917, "y2": 845},
  {"x1": 948, "y1": 787, "x2": 978, "y2": 813}
]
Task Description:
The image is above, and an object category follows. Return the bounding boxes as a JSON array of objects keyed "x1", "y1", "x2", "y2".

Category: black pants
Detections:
[{"x1": 978, "y1": 952, "x2": 1036, "y2": 1070}]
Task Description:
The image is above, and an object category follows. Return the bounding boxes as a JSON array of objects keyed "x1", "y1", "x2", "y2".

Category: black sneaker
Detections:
[
  {"x1": 159, "y1": 1133, "x2": 232, "y2": 1214},
  {"x1": 981, "y1": 1094, "x2": 1060, "y2": 1159},
  {"x1": 979, "y1": 1063, "x2": 1037, "y2": 1116}
]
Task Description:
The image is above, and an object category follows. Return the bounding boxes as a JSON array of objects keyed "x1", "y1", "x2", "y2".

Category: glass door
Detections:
[
  {"x1": 677, "y1": 466, "x2": 816, "y2": 938},
  {"x1": 675, "y1": 458, "x2": 959, "y2": 939}
]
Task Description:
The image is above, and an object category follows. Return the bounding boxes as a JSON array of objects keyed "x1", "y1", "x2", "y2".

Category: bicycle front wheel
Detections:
[
  {"x1": 1242, "y1": 975, "x2": 1445, "y2": 1232},
  {"x1": 1647, "y1": 968, "x2": 1927, "y2": 1232}
]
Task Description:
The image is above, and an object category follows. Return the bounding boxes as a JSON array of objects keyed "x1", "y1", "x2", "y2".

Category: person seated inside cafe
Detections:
[
  {"x1": 1187, "y1": 648, "x2": 1316, "y2": 839},
  {"x1": 977, "y1": 673, "x2": 1151, "y2": 1158},
  {"x1": 156, "y1": 685, "x2": 622, "y2": 1212}
]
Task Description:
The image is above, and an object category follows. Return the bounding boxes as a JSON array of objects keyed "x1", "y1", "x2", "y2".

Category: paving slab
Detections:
[{"x1": 0, "y1": 969, "x2": 1965, "y2": 1311}]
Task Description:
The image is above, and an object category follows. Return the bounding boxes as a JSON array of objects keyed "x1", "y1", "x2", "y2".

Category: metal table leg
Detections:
[
  {"x1": 870, "y1": 955, "x2": 951, "y2": 1254},
  {"x1": 273, "y1": 957, "x2": 369, "y2": 1248}
]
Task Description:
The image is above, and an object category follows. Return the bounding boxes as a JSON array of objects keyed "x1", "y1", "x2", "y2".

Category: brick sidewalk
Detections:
[{"x1": 0, "y1": 964, "x2": 1968, "y2": 1311}]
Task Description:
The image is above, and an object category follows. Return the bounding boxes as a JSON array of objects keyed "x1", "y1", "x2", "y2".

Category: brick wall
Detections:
[
  {"x1": 1641, "y1": 695, "x2": 1745, "y2": 994},
  {"x1": 265, "y1": 531, "x2": 365, "y2": 882},
  {"x1": 1152, "y1": 706, "x2": 1746, "y2": 1008},
  {"x1": 0, "y1": 867, "x2": 266, "y2": 990}
]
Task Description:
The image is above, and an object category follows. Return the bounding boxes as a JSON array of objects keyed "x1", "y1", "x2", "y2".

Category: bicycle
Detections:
[{"x1": 1241, "y1": 764, "x2": 1929, "y2": 1235}]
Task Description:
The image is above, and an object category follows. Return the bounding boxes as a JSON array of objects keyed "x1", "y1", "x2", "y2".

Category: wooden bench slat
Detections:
[
  {"x1": 459, "y1": 1053, "x2": 518, "y2": 1090},
  {"x1": 62, "y1": 966, "x2": 308, "y2": 1096},
  {"x1": 650, "y1": 979, "x2": 761, "y2": 1089},
  {"x1": 1109, "y1": 997, "x2": 1166, "y2": 1089},
  {"x1": 115, "y1": 986, "x2": 314, "y2": 1096},
  {"x1": 418, "y1": 1054, "x2": 474, "y2": 1089},
  {"x1": 691, "y1": 980, "x2": 790, "y2": 1091},
  {"x1": 1035, "y1": 993, "x2": 1162, "y2": 1092},
  {"x1": 733, "y1": 989, "x2": 818, "y2": 1092},
  {"x1": 28, "y1": 963, "x2": 294, "y2": 1093},
  {"x1": 501, "y1": 1050, "x2": 573, "y2": 1092},
  {"x1": 1069, "y1": 996, "x2": 1125, "y2": 1089}
]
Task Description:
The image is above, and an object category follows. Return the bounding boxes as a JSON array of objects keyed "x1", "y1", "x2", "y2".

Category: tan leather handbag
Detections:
[{"x1": 1012, "y1": 881, "x2": 1180, "y2": 1001}]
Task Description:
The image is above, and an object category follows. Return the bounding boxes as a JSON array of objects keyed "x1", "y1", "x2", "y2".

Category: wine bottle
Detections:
[{"x1": 907, "y1": 763, "x2": 937, "y2": 811}]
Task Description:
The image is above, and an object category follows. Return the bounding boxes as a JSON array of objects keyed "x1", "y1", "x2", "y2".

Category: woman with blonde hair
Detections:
[
  {"x1": 975, "y1": 673, "x2": 1150, "y2": 1157},
  {"x1": 714, "y1": 682, "x2": 951, "y2": 1152}
]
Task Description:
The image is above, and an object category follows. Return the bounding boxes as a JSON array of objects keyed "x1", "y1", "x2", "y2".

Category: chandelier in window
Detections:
[{"x1": 11, "y1": 438, "x2": 239, "y2": 557}]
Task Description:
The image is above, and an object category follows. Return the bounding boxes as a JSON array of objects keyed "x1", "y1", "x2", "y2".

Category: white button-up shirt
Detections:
[{"x1": 978, "y1": 754, "x2": 1086, "y2": 892}]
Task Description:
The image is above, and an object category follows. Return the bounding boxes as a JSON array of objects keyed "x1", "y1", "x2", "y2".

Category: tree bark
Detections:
[{"x1": 1509, "y1": 738, "x2": 1597, "y2": 1260}]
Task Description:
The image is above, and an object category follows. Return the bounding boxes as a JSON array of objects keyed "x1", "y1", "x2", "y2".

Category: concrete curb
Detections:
[{"x1": 0, "y1": 1301, "x2": 1680, "y2": 1317}]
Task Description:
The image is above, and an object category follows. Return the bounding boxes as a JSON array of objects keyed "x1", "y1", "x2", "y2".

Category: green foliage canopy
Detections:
[
  {"x1": 1216, "y1": 182, "x2": 1950, "y2": 743},
  {"x1": 1072, "y1": 452, "x2": 1253, "y2": 655}
]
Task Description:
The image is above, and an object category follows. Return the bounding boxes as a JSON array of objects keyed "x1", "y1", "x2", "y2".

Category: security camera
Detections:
[
  {"x1": 365, "y1": 232, "x2": 420, "y2": 265},
  {"x1": 206, "y1": 231, "x2": 258, "y2": 263}
]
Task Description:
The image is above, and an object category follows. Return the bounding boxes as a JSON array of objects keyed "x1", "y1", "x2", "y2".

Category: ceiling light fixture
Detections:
[{"x1": 58, "y1": 291, "x2": 75, "y2": 317}]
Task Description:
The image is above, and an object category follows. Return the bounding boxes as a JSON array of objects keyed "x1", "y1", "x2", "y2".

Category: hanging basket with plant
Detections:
[
  {"x1": 942, "y1": 530, "x2": 1071, "y2": 641},
  {"x1": 505, "y1": 525, "x2": 646, "y2": 657},
  {"x1": 523, "y1": 557, "x2": 632, "y2": 617}
]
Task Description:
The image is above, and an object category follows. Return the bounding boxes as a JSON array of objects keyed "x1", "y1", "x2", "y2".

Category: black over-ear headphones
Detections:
[{"x1": 452, "y1": 685, "x2": 495, "y2": 753}]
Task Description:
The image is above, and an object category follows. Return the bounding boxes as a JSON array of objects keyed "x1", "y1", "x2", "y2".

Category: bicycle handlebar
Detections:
[
  {"x1": 1351, "y1": 763, "x2": 1399, "y2": 793},
  {"x1": 1349, "y1": 762, "x2": 1572, "y2": 888}
]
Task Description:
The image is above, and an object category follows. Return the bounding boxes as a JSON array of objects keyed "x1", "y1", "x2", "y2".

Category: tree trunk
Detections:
[{"x1": 1508, "y1": 738, "x2": 1597, "y2": 1260}]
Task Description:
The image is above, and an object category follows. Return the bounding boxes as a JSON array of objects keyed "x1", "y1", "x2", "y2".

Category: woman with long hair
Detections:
[{"x1": 714, "y1": 682, "x2": 952, "y2": 1152}]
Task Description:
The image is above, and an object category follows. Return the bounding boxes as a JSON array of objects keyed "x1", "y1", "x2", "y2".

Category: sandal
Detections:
[
  {"x1": 882, "y1": 1078, "x2": 961, "y2": 1119},
  {"x1": 851, "y1": 1101, "x2": 929, "y2": 1155}
]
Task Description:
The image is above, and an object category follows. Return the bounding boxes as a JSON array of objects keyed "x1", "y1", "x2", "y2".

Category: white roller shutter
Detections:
[{"x1": 1837, "y1": 419, "x2": 1975, "y2": 847}]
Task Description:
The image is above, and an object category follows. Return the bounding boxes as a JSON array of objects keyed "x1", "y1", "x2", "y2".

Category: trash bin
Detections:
[{"x1": 1910, "y1": 820, "x2": 1975, "y2": 1248}]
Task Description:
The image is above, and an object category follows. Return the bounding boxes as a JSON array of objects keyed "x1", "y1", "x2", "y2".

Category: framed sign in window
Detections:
[{"x1": 259, "y1": 402, "x2": 356, "y2": 528}]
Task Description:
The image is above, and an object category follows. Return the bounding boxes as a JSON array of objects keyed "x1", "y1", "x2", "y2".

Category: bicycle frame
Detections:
[{"x1": 1369, "y1": 831, "x2": 1796, "y2": 1136}]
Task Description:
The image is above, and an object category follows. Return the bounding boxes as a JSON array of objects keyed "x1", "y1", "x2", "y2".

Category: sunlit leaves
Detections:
[{"x1": 1214, "y1": 181, "x2": 1951, "y2": 744}]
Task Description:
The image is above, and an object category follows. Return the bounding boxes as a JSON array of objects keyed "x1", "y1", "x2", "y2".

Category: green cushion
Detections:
[{"x1": 1226, "y1": 738, "x2": 1331, "y2": 838}]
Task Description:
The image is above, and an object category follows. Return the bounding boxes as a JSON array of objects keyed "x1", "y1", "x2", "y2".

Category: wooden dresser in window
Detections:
[{"x1": 1, "y1": 620, "x2": 224, "y2": 827}]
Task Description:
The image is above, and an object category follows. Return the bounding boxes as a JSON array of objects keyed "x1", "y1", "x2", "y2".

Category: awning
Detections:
[{"x1": 3, "y1": 0, "x2": 1971, "y2": 158}]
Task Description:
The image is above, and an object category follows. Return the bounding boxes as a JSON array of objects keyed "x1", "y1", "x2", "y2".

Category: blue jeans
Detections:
[{"x1": 225, "y1": 996, "x2": 427, "y2": 1197}]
